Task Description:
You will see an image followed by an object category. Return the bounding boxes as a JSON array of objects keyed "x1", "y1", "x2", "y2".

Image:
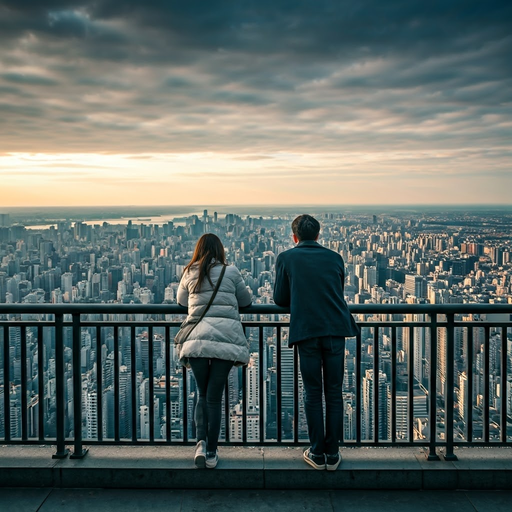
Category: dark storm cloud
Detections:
[
  {"x1": 0, "y1": 0, "x2": 510, "y2": 158},
  {"x1": 2, "y1": 72, "x2": 59, "y2": 86}
]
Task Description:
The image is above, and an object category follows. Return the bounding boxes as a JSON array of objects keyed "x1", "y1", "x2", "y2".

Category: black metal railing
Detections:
[{"x1": 0, "y1": 303, "x2": 511, "y2": 461}]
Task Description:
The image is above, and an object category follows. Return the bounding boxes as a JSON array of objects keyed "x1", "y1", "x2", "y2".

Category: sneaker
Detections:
[
  {"x1": 194, "y1": 441, "x2": 206, "y2": 468},
  {"x1": 205, "y1": 450, "x2": 218, "y2": 469},
  {"x1": 303, "y1": 447, "x2": 325, "y2": 470},
  {"x1": 326, "y1": 451, "x2": 342, "y2": 471}
]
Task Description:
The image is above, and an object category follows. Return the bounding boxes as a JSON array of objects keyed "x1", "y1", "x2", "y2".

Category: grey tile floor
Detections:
[{"x1": 1, "y1": 488, "x2": 511, "y2": 512}]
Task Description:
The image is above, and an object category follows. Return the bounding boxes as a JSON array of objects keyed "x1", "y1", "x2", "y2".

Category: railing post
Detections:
[
  {"x1": 96, "y1": 326, "x2": 103, "y2": 443},
  {"x1": 131, "y1": 325, "x2": 137, "y2": 442},
  {"x1": 484, "y1": 326, "x2": 491, "y2": 444},
  {"x1": 38, "y1": 325, "x2": 45, "y2": 442},
  {"x1": 427, "y1": 314, "x2": 440, "y2": 461},
  {"x1": 293, "y1": 344, "x2": 299, "y2": 443},
  {"x1": 182, "y1": 364, "x2": 188, "y2": 443},
  {"x1": 501, "y1": 326, "x2": 508, "y2": 444},
  {"x1": 276, "y1": 326, "x2": 282, "y2": 443},
  {"x1": 355, "y1": 332, "x2": 362, "y2": 444},
  {"x1": 444, "y1": 314, "x2": 457, "y2": 461},
  {"x1": 114, "y1": 326, "x2": 120, "y2": 442},
  {"x1": 148, "y1": 326, "x2": 155, "y2": 442},
  {"x1": 390, "y1": 326, "x2": 397, "y2": 444},
  {"x1": 165, "y1": 326, "x2": 171, "y2": 443},
  {"x1": 242, "y1": 326, "x2": 247, "y2": 444},
  {"x1": 373, "y1": 327, "x2": 380, "y2": 443},
  {"x1": 52, "y1": 313, "x2": 69, "y2": 459},
  {"x1": 21, "y1": 327, "x2": 28, "y2": 441},
  {"x1": 408, "y1": 326, "x2": 414, "y2": 444},
  {"x1": 3, "y1": 326, "x2": 11, "y2": 443},
  {"x1": 259, "y1": 326, "x2": 265, "y2": 444},
  {"x1": 466, "y1": 326, "x2": 474, "y2": 444},
  {"x1": 70, "y1": 314, "x2": 88, "y2": 459}
]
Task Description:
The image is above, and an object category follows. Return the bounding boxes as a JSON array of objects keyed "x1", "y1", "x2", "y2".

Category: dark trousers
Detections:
[
  {"x1": 188, "y1": 357, "x2": 234, "y2": 452},
  {"x1": 297, "y1": 336, "x2": 345, "y2": 456}
]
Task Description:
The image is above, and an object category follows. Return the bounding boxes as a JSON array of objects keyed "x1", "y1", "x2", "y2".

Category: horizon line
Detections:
[{"x1": 2, "y1": 203, "x2": 512, "y2": 209}]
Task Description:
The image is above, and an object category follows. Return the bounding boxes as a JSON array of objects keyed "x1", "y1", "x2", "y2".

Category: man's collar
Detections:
[{"x1": 297, "y1": 240, "x2": 320, "y2": 247}]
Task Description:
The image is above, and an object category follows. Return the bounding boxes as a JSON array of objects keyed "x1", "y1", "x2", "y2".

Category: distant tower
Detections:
[
  {"x1": 86, "y1": 391, "x2": 98, "y2": 439},
  {"x1": 363, "y1": 266, "x2": 377, "y2": 291},
  {"x1": 458, "y1": 372, "x2": 468, "y2": 429},
  {"x1": 61, "y1": 273, "x2": 73, "y2": 302},
  {"x1": 247, "y1": 353, "x2": 259, "y2": 412},
  {"x1": 362, "y1": 369, "x2": 389, "y2": 441},
  {"x1": 140, "y1": 405, "x2": 150, "y2": 440}
]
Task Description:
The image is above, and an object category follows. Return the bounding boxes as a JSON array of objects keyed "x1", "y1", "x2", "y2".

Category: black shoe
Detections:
[
  {"x1": 303, "y1": 447, "x2": 325, "y2": 470},
  {"x1": 326, "y1": 451, "x2": 342, "y2": 471},
  {"x1": 205, "y1": 450, "x2": 218, "y2": 468}
]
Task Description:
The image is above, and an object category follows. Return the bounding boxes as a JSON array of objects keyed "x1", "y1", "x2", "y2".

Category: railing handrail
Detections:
[{"x1": 0, "y1": 303, "x2": 511, "y2": 315}]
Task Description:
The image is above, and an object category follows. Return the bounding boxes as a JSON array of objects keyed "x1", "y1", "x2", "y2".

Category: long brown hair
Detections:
[{"x1": 184, "y1": 234, "x2": 227, "y2": 293}]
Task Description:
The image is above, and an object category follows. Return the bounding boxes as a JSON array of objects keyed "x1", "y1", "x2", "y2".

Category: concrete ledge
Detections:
[{"x1": 1, "y1": 445, "x2": 511, "y2": 490}]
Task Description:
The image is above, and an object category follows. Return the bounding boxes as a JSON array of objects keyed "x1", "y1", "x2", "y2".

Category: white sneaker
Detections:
[
  {"x1": 205, "y1": 450, "x2": 218, "y2": 468},
  {"x1": 326, "y1": 451, "x2": 342, "y2": 471},
  {"x1": 194, "y1": 441, "x2": 206, "y2": 468}
]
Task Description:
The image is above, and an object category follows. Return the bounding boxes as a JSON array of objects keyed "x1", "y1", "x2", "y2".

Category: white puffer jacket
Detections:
[{"x1": 177, "y1": 263, "x2": 251, "y2": 366}]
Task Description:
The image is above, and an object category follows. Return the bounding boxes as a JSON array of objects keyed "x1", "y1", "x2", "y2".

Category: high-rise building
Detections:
[
  {"x1": 0, "y1": 214, "x2": 10, "y2": 227},
  {"x1": 85, "y1": 391, "x2": 98, "y2": 439},
  {"x1": 140, "y1": 405, "x2": 150, "y2": 439},
  {"x1": 119, "y1": 366, "x2": 132, "y2": 439},
  {"x1": 404, "y1": 274, "x2": 426, "y2": 298},
  {"x1": 362, "y1": 369, "x2": 389, "y2": 441},
  {"x1": 103, "y1": 387, "x2": 115, "y2": 439},
  {"x1": 230, "y1": 403, "x2": 259, "y2": 441},
  {"x1": 363, "y1": 266, "x2": 377, "y2": 291},
  {"x1": 280, "y1": 347, "x2": 294, "y2": 413},
  {"x1": 458, "y1": 372, "x2": 468, "y2": 429},
  {"x1": 247, "y1": 353, "x2": 259, "y2": 412},
  {"x1": 61, "y1": 272, "x2": 73, "y2": 302},
  {"x1": 393, "y1": 388, "x2": 428, "y2": 440}
]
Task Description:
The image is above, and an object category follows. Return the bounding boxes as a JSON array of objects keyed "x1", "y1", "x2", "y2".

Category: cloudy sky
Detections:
[{"x1": 0, "y1": 0, "x2": 511, "y2": 207}]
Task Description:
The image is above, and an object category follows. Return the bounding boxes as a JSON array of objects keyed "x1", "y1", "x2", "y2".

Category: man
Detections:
[{"x1": 273, "y1": 214, "x2": 360, "y2": 470}]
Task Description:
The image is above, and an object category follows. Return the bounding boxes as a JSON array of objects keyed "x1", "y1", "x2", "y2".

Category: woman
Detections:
[{"x1": 177, "y1": 233, "x2": 251, "y2": 468}]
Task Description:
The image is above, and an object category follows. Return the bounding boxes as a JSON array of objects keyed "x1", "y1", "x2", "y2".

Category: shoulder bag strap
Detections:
[{"x1": 196, "y1": 264, "x2": 226, "y2": 322}]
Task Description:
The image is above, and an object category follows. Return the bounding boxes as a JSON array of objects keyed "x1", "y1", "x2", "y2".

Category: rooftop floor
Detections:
[{"x1": 1, "y1": 487, "x2": 512, "y2": 512}]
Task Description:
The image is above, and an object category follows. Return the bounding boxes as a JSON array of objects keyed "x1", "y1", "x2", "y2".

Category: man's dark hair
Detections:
[{"x1": 292, "y1": 214, "x2": 320, "y2": 241}]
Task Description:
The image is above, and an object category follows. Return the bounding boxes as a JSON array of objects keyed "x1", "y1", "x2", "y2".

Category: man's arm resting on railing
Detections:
[{"x1": 273, "y1": 254, "x2": 291, "y2": 307}]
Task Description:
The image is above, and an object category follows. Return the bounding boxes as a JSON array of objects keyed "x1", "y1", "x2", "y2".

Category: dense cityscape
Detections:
[{"x1": 0, "y1": 206, "x2": 511, "y2": 445}]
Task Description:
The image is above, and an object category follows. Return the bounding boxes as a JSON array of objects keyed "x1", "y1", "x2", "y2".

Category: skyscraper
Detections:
[
  {"x1": 362, "y1": 369, "x2": 389, "y2": 441},
  {"x1": 404, "y1": 274, "x2": 426, "y2": 298}
]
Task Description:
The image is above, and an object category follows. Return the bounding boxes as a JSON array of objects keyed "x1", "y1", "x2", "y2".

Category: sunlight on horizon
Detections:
[{"x1": 2, "y1": 149, "x2": 511, "y2": 207}]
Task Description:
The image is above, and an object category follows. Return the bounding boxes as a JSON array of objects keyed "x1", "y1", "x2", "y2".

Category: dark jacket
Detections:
[{"x1": 273, "y1": 240, "x2": 360, "y2": 345}]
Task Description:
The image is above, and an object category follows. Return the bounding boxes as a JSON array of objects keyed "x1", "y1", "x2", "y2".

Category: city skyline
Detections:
[
  {"x1": 1, "y1": 1, "x2": 511, "y2": 206},
  {"x1": 1, "y1": 207, "x2": 510, "y2": 446}
]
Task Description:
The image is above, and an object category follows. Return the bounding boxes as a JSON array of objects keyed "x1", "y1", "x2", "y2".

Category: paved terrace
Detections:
[
  {"x1": 1, "y1": 446, "x2": 512, "y2": 512},
  {"x1": 2, "y1": 488, "x2": 512, "y2": 512}
]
